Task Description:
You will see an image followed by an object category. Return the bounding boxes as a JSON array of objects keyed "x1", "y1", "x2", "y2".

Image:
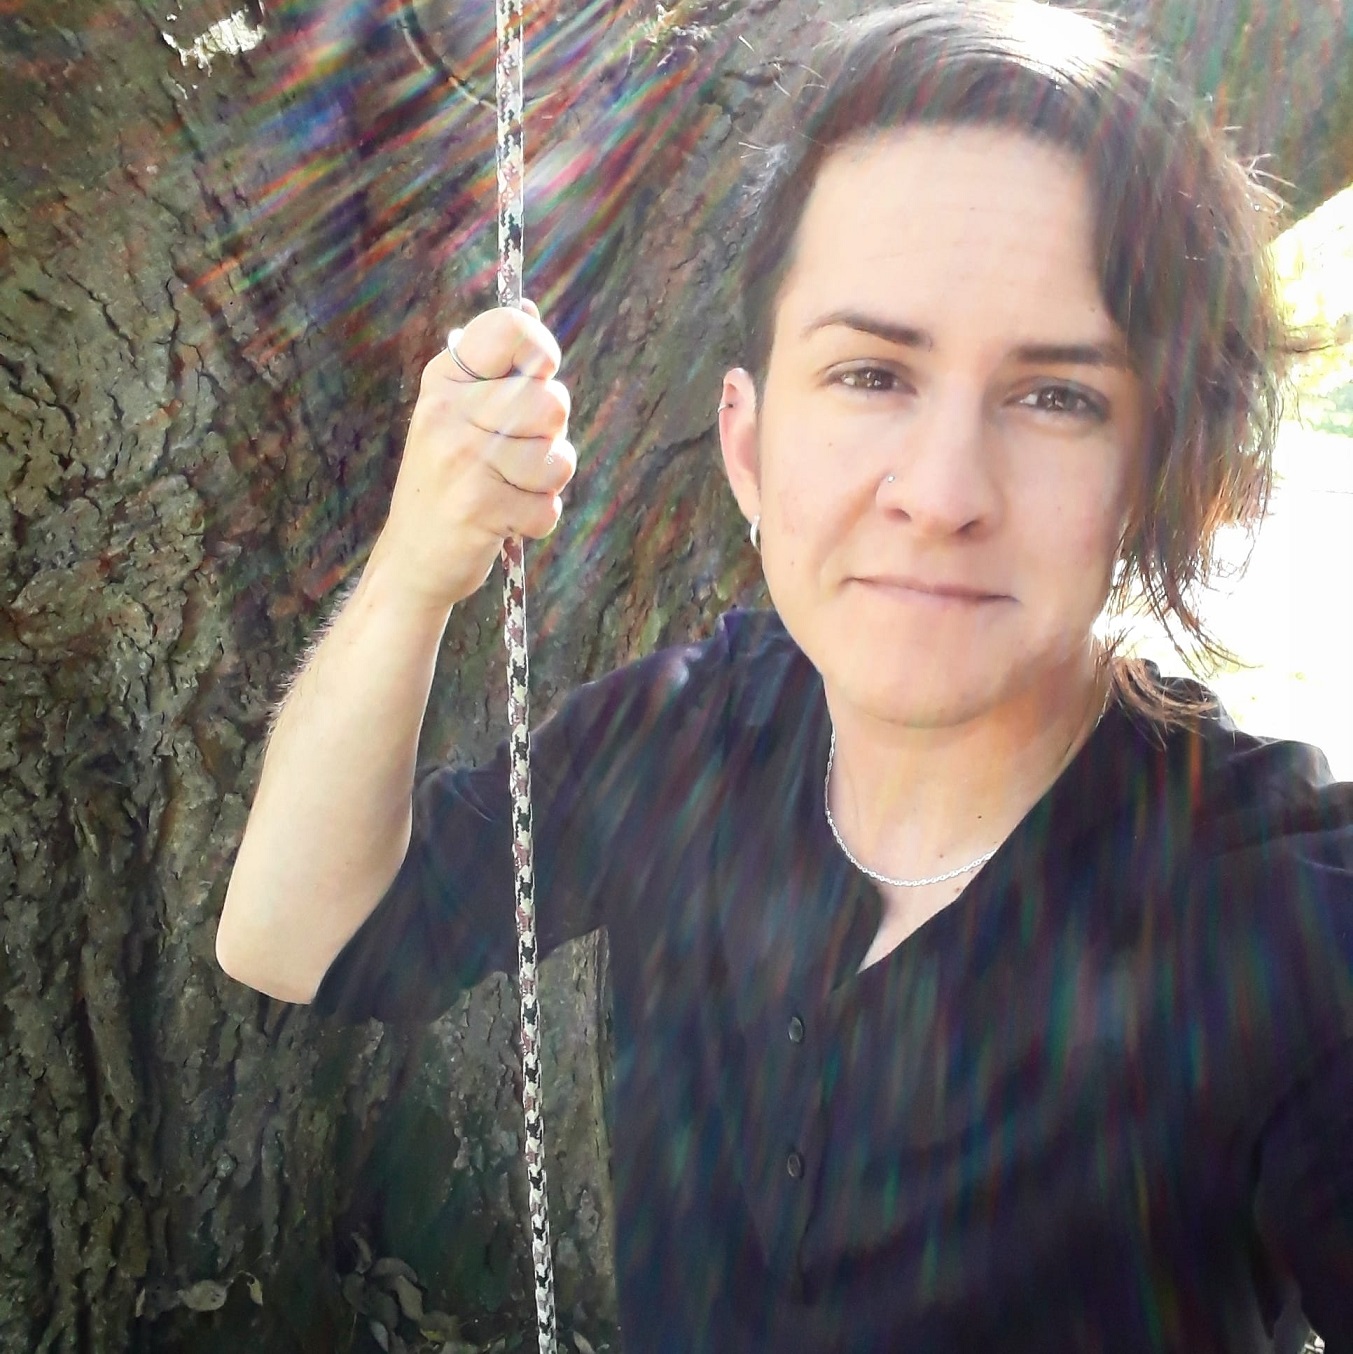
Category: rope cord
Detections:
[{"x1": 493, "y1": 0, "x2": 557, "y2": 1347}]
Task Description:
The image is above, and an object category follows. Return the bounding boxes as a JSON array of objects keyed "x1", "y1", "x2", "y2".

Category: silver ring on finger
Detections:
[{"x1": 447, "y1": 338, "x2": 489, "y2": 382}]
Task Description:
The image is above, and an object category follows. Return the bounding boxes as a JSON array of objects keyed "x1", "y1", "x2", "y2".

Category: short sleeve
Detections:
[
  {"x1": 1253, "y1": 1036, "x2": 1353, "y2": 1353},
  {"x1": 310, "y1": 619, "x2": 735, "y2": 1023}
]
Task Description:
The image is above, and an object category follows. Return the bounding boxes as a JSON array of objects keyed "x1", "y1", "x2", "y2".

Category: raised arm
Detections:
[{"x1": 215, "y1": 303, "x2": 575, "y2": 1003}]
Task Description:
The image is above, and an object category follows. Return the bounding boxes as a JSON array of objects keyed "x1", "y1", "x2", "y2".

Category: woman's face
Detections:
[{"x1": 720, "y1": 125, "x2": 1145, "y2": 730}]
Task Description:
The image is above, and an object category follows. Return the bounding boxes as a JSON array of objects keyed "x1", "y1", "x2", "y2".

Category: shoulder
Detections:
[
  {"x1": 627, "y1": 605, "x2": 809, "y2": 690},
  {"x1": 1048, "y1": 663, "x2": 1350, "y2": 874},
  {"x1": 719, "y1": 606, "x2": 819, "y2": 717},
  {"x1": 543, "y1": 607, "x2": 813, "y2": 731},
  {"x1": 1131, "y1": 667, "x2": 1353, "y2": 851},
  {"x1": 531, "y1": 607, "x2": 816, "y2": 779},
  {"x1": 1134, "y1": 670, "x2": 1353, "y2": 1057},
  {"x1": 1087, "y1": 670, "x2": 1353, "y2": 1145}
]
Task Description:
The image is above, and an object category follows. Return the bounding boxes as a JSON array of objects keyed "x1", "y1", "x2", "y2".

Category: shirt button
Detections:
[
  {"x1": 787, "y1": 1015, "x2": 805, "y2": 1044},
  {"x1": 786, "y1": 1151, "x2": 805, "y2": 1180}
]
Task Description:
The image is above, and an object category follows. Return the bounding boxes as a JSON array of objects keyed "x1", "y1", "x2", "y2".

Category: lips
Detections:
[{"x1": 856, "y1": 574, "x2": 1008, "y2": 601}]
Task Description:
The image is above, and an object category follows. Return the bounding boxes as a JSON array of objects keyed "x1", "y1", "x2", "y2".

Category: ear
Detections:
[{"x1": 718, "y1": 368, "x2": 761, "y2": 524}]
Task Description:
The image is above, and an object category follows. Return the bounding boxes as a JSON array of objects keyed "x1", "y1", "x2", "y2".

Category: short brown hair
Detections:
[{"x1": 739, "y1": 0, "x2": 1302, "y2": 727}]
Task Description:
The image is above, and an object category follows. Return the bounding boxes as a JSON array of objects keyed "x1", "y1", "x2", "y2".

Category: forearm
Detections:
[
  {"x1": 216, "y1": 557, "x2": 451, "y2": 1003},
  {"x1": 218, "y1": 302, "x2": 572, "y2": 1004}
]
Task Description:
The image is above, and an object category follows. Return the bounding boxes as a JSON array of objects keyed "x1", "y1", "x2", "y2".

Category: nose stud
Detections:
[{"x1": 884, "y1": 474, "x2": 896, "y2": 485}]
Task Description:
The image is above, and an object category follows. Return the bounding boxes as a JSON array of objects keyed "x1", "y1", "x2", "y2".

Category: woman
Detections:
[{"x1": 217, "y1": 2, "x2": 1353, "y2": 1349}]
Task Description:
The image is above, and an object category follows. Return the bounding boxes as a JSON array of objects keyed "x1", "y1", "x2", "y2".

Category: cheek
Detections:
[
  {"x1": 761, "y1": 425, "x2": 848, "y2": 541},
  {"x1": 1031, "y1": 492, "x2": 1124, "y2": 600},
  {"x1": 763, "y1": 481, "x2": 812, "y2": 582}
]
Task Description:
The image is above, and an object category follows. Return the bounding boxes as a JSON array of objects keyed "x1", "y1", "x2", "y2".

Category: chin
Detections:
[
  {"x1": 821, "y1": 624, "x2": 1097, "y2": 733},
  {"x1": 838, "y1": 666, "x2": 1013, "y2": 730},
  {"x1": 827, "y1": 625, "x2": 1062, "y2": 729}
]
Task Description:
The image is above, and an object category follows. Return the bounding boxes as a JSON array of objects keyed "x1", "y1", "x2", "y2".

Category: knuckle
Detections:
[
  {"x1": 519, "y1": 494, "x2": 561, "y2": 539},
  {"x1": 537, "y1": 336, "x2": 564, "y2": 376},
  {"x1": 544, "y1": 379, "x2": 572, "y2": 419},
  {"x1": 546, "y1": 440, "x2": 577, "y2": 489},
  {"x1": 518, "y1": 323, "x2": 562, "y2": 378},
  {"x1": 524, "y1": 385, "x2": 568, "y2": 439},
  {"x1": 537, "y1": 499, "x2": 564, "y2": 537}
]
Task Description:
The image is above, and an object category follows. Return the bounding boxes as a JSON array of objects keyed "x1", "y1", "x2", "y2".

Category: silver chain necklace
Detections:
[{"x1": 823, "y1": 728, "x2": 998, "y2": 888}]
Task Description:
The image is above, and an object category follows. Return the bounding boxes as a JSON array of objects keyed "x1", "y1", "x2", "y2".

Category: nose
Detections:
[{"x1": 875, "y1": 389, "x2": 1001, "y2": 536}]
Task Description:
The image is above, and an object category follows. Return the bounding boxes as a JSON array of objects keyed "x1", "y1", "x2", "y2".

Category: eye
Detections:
[
  {"x1": 835, "y1": 366, "x2": 908, "y2": 393},
  {"x1": 1017, "y1": 383, "x2": 1109, "y2": 421}
]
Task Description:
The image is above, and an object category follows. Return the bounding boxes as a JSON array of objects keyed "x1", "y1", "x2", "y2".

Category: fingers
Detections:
[
  {"x1": 378, "y1": 301, "x2": 572, "y2": 609},
  {"x1": 403, "y1": 365, "x2": 575, "y2": 512},
  {"x1": 463, "y1": 374, "x2": 571, "y2": 441},
  {"x1": 462, "y1": 477, "x2": 565, "y2": 543},
  {"x1": 442, "y1": 416, "x2": 574, "y2": 540},
  {"x1": 416, "y1": 366, "x2": 570, "y2": 449},
  {"x1": 445, "y1": 301, "x2": 560, "y2": 383},
  {"x1": 489, "y1": 436, "x2": 577, "y2": 497}
]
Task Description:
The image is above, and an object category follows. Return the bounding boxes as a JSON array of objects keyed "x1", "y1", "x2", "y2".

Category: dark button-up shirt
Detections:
[{"x1": 314, "y1": 610, "x2": 1353, "y2": 1352}]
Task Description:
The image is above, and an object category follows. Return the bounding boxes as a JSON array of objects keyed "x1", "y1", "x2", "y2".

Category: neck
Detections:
[{"x1": 825, "y1": 655, "x2": 1109, "y2": 882}]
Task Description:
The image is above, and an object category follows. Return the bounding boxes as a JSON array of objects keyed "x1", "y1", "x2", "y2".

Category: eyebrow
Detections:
[{"x1": 801, "y1": 309, "x2": 1135, "y2": 370}]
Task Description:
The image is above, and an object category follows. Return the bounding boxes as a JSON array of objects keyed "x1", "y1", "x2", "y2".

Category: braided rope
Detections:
[{"x1": 493, "y1": 0, "x2": 557, "y2": 1348}]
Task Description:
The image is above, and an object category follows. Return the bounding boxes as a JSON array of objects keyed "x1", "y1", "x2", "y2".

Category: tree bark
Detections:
[{"x1": 0, "y1": 0, "x2": 1347, "y2": 1349}]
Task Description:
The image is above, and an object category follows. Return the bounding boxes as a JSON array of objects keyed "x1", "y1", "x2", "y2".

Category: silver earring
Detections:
[
  {"x1": 749, "y1": 515, "x2": 760, "y2": 551},
  {"x1": 718, "y1": 401, "x2": 734, "y2": 412}
]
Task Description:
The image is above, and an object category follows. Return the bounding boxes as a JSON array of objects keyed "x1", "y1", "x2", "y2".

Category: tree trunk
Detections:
[{"x1": 1, "y1": 0, "x2": 1348, "y2": 1349}]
